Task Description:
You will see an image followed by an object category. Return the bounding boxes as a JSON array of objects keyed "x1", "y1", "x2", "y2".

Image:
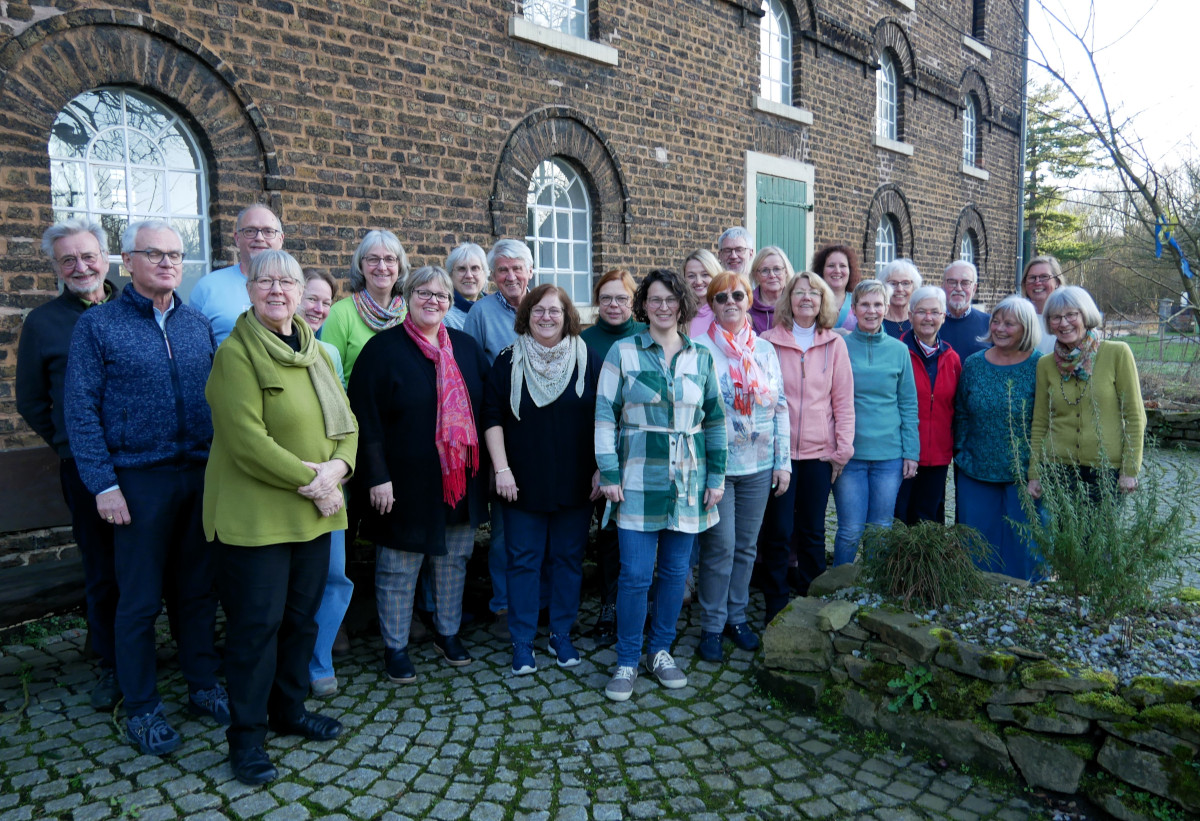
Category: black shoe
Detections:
[
  {"x1": 385, "y1": 647, "x2": 416, "y2": 684},
  {"x1": 723, "y1": 622, "x2": 761, "y2": 651},
  {"x1": 89, "y1": 668, "x2": 121, "y2": 712},
  {"x1": 434, "y1": 633, "x2": 472, "y2": 667},
  {"x1": 268, "y1": 710, "x2": 343, "y2": 741},
  {"x1": 589, "y1": 604, "x2": 617, "y2": 647},
  {"x1": 786, "y1": 567, "x2": 806, "y2": 595},
  {"x1": 230, "y1": 746, "x2": 277, "y2": 785}
]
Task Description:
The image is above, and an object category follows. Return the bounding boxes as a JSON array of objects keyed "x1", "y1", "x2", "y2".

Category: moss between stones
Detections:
[
  {"x1": 1015, "y1": 699, "x2": 1061, "y2": 721},
  {"x1": 1129, "y1": 676, "x2": 1200, "y2": 704},
  {"x1": 857, "y1": 660, "x2": 905, "y2": 693},
  {"x1": 1177, "y1": 587, "x2": 1200, "y2": 604},
  {"x1": 1140, "y1": 703, "x2": 1200, "y2": 737},
  {"x1": 979, "y1": 652, "x2": 1018, "y2": 674},
  {"x1": 1073, "y1": 691, "x2": 1136, "y2": 718},
  {"x1": 927, "y1": 670, "x2": 993, "y2": 721},
  {"x1": 1080, "y1": 669, "x2": 1118, "y2": 691},
  {"x1": 1164, "y1": 755, "x2": 1200, "y2": 810},
  {"x1": 1020, "y1": 660, "x2": 1069, "y2": 687}
]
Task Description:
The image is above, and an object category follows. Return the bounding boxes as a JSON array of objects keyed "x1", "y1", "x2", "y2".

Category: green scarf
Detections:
[{"x1": 237, "y1": 311, "x2": 356, "y2": 440}]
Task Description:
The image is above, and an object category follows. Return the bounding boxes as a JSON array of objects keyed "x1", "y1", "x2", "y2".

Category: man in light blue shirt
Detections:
[{"x1": 189, "y1": 205, "x2": 284, "y2": 344}]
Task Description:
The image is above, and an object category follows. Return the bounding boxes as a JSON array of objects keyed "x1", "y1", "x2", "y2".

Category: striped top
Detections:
[{"x1": 595, "y1": 331, "x2": 727, "y2": 534}]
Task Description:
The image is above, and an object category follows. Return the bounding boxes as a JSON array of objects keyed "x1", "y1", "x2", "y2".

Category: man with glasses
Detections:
[
  {"x1": 716, "y1": 227, "x2": 755, "y2": 277},
  {"x1": 940, "y1": 260, "x2": 991, "y2": 360},
  {"x1": 17, "y1": 219, "x2": 120, "y2": 711},
  {"x1": 65, "y1": 220, "x2": 227, "y2": 756},
  {"x1": 190, "y1": 204, "x2": 285, "y2": 344}
]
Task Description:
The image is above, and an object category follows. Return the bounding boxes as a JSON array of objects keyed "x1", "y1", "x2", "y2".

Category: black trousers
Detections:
[
  {"x1": 759, "y1": 458, "x2": 833, "y2": 623},
  {"x1": 217, "y1": 533, "x2": 330, "y2": 751},
  {"x1": 894, "y1": 464, "x2": 950, "y2": 525},
  {"x1": 60, "y1": 458, "x2": 118, "y2": 670},
  {"x1": 589, "y1": 497, "x2": 620, "y2": 606},
  {"x1": 113, "y1": 465, "x2": 219, "y2": 716}
]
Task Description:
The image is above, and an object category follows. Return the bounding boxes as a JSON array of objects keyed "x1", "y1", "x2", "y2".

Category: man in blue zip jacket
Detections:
[{"x1": 65, "y1": 219, "x2": 228, "y2": 756}]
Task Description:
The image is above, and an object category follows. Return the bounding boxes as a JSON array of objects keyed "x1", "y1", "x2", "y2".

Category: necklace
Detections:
[{"x1": 1058, "y1": 375, "x2": 1090, "y2": 407}]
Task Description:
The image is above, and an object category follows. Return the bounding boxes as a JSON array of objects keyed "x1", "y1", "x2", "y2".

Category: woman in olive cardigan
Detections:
[{"x1": 204, "y1": 251, "x2": 358, "y2": 786}]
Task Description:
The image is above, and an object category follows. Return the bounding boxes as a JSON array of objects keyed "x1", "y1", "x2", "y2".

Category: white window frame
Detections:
[
  {"x1": 875, "y1": 215, "x2": 898, "y2": 277},
  {"x1": 960, "y1": 231, "x2": 977, "y2": 265},
  {"x1": 760, "y1": 0, "x2": 792, "y2": 106},
  {"x1": 526, "y1": 158, "x2": 594, "y2": 306},
  {"x1": 508, "y1": 0, "x2": 617, "y2": 66},
  {"x1": 49, "y1": 87, "x2": 210, "y2": 298},
  {"x1": 744, "y1": 150, "x2": 815, "y2": 278},
  {"x1": 962, "y1": 94, "x2": 978, "y2": 167},
  {"x1": 876, "y1": 51, "x2": 898, "y2": 142},
  {"x1": 523, "y1": 0, "x2": 587, "y2": 39}
]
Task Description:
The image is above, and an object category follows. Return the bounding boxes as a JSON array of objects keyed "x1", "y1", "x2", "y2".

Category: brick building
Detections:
[{"x1": 0, "y1": 0, "x2": 1024, "y2": 612}]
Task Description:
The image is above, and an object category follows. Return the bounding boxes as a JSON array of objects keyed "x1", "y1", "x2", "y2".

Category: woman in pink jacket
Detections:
[{"x1": 760, "y1": 272, "x2": 855, "y2": 623}]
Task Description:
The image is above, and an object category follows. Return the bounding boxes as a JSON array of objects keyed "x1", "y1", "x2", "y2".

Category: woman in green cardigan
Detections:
[
  {"x1": 205, "y1": 250, "x2": 358, "y2": 786},
  {"x1": 1027, "y1": 286, "x2": 1145, "y2": 498}
]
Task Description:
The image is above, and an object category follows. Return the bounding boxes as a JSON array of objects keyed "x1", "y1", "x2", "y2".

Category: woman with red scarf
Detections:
[
  {"x1": 693, "y1": 271, "x2": 790, "y2": 664},
  {"x1": 347, "y1": 266, "x2": 489, "y2": 685}
]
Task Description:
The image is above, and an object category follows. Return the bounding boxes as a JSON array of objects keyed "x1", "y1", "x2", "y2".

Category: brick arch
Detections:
[
  {"x1": 960, "y1": 68, "x2": 993, "y2": 119},
  {"x1": 0, "y1": 12, "x2": 278, "y2": 264},
  {"x1": 871, "y1": 18, "x2": 916, "y2": 77},
  {"x1": 863, "y1": 183, "x2": 914, "y2": 264},
  {"x1": 952, "y1": 205, "x2": 989, "y2": 276},
  {"x1": 489, "y1": 107, "x2": 630, "y2": 252}
]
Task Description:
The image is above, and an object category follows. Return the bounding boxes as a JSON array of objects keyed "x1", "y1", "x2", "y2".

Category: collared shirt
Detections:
[
  {"x1": 462, "y1": 290, "x2": 523, "y2": 365},
  {"x1": 595, "y1": 331, "x2": 727, "y2": 534}
]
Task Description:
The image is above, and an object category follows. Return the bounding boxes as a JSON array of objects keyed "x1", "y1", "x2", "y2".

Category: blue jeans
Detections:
[
  {"x1": 616, "y1": 528, "x2": 693, "y2": 667},
  {"x1": 503, "y1": 504, "x2": 591, "y2": 642},
  {"x1": 309, "y1": 529, "x2": 353, "y2": 682},
  {"x1": 831, "y1": 458, "x2": 903, "y2": 566},
  {"x1": 489, "y1": 502, "x2": 508, "y2": 613}
]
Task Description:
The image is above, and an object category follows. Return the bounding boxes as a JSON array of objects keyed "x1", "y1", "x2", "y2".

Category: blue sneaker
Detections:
[
  {"x1": 697, "y1": 630, "x2": 724, "y2": 663},
  {"x1": 512, "y1": 641, "x2": 536, "y2": 675},
  {"x1": 548, "y1": 633, "x2": 581, "y2": 667},
  {"x1": 126, "y1": 703, "x2": 182, "y2": 756},
  {"x1": 723, "y1": 622, "x2": 760, "y2": 651},
  {"x1": 188, "y1": 683, "x2": 231, "y2": 725}
]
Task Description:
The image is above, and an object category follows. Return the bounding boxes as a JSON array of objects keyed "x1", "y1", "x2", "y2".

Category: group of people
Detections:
[{"x1": 15, "y1": 208, "x2": 1146, "y2": 785}]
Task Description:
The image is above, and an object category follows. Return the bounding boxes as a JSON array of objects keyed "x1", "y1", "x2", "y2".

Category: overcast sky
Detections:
[{"x1": 1027, "y1": 0, "x2": 1199, "y2": 167}]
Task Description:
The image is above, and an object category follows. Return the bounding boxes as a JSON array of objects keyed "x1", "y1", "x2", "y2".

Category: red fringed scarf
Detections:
[{"x1": 402, "y1": 318, "x2": 479, "y2": 506}]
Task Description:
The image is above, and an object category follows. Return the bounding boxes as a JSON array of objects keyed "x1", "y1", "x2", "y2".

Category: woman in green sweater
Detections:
[
  {"x1": 832, "y1": 279, "x2": 919, "y2": 565},
  {"x1": 205, "y1": 250, "x2": 358, "y2": 786},
  {"x1": 1027, "y1": 286, "x2": 1145, "y2": 498}
]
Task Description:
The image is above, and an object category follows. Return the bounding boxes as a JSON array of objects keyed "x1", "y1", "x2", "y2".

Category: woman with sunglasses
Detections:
[{"x1": 692, "y1": 272, "x2": 788, "y2": 663}]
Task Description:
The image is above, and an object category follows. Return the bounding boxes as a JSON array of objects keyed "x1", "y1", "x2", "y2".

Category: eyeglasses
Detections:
[
  {"x1": 1048, "y1": 311, "x2": 1083, "y2": 325},
  {"x1": 889, "y1": 279, "x2": 914, "y2": 289},
  {"x1": 718, "y1": 246, "x2": 751, "y2": 258},
  {"x1": 1027, "y1": 274, "x2": 1054, "y2": 284},
  {"x1": 531, "y1": 307, "x2": 563, "y2": 318},
  {"x1": 794, "y1": 289, "x2": 822, "y2": 299},
  {"x1": 944, "y1": 278, "x2": 975, "y2": 289},
  {"x1": 646, "y1": 296, "x2": 680, "y2": 309},
  {"x1": 413, "y1": 288, "x2": 451, "y2": 304},
  {"x1": 363, "y1": 255, "x2": 400, "y2": 268},
  {"x1": 913, "y1": 308, "x2": 944, "y2": 318},
  {"x1": 238, "y1": 227, "x2": 281, "y2": 239},
  {"x1": 758, "y1": 267, "x2": 786, "y2": 279},
  {"x1": 713, "y1": 291, "x2": 747, "y2": 305},
  {"x1": 253, "y1": 276, "x2": 298, "y2": 291},
  {"x1": 131, "y1": 249, "x2": 183, "y2": 266},
  {"x1": 598, "y1": 294, "x2": 631, "y2": 306},
  {"x1": 57, "y1": 253, "x2": 102, "y2": 271}
]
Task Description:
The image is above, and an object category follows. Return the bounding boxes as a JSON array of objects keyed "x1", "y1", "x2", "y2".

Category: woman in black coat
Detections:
[{"x1": 348, "y1": 266, "x2": 488, "y2": 684}]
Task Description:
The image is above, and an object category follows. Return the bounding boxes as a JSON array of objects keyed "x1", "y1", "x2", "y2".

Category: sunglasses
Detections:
[{"x1": 713, "y1": 291, "x2": 747, "y2": 305}]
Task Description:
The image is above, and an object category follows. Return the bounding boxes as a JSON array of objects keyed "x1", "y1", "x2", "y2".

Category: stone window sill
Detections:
[
  {"x1": 890, "y1": 0, "x2": 915, "y2": 10},
  {"x1": 962, "y1": 163, "x2": 990, "y2": 181},
  {"x1": 508, "y1": 16, "x2": 619, "y2": 66},
  {"x1": 873, "y1": 134, "x2": 914, "y2": 157},
  {"x1": 962, "y1": 35, "x2": 992, "y2": 60},
  {"x1": 754, "y1": 96, "x2": 814, "y2": 125}
]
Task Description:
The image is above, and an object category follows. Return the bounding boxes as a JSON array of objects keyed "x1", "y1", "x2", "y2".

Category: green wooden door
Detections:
[{"x1": 756, "y1": 174, "x2": 810, "y2": 271}]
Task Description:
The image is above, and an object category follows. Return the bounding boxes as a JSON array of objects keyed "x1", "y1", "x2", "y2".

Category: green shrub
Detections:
[{"x1": 860, "y1": 520, "x2": 997, "y2": 609}]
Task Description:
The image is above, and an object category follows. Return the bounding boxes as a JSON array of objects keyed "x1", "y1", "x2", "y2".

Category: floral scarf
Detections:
[
  {"x1": 401, "y1": 318, "x2": 478, "y2": 506},
  {"x1": 1053, "y1": 328, "x2": 1100, "y2": 382},
  {"x1": 510, "y1": 334, "x2": 588, "y2": 420},
  {"x1": 707, "y1": 319, "x2": 771, "y2": 414},
  {"x1": 353, "y1": 289, "x2": 406, "y2": 332}
]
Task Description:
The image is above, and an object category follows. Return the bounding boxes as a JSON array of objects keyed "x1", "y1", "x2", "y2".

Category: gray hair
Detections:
[
  {"x1": 981, "y1": 295, "x2": 1041, "y2": 352},
  {"x1": 246, "y1": 249, "x2": 304, "y2": 290},
  {"x1": 908, "y1": 285, "x2": 946, "y2": 312},
  {"x1": 944, "y1": 259, "x2": 978, "y2": 282},
  {"x1": 446, "y1": 242, "x2": 489, "y2": 279},
  {"x1": 122, "y1": 220, "x2": 178, "y2": 253},
  {"x1": 717, "y1": 226, "x2": 753, "y2": 251},
  {"x1": 403, "y1": 265, "x2": 453, "y2": 305},
  {"x1": 487, "y1": 239, "x2": 533, "y2": 273},
  {"x1": 236, "y1": 204, "x2": 282, "y2": 230},
  {"x1": 348, "y1": 230, "x2": 409, "y2": 296},
  {"x1": 882, "y1": 258, "x2": 922, "y2": 290},
  {"x1": 41, "y1": 218, "x2": 108, "y2": 264},
  {"x1": 1043, "y1": 285, "x2": 1102, "y2": 333},
  {"x1": 851, "y1": 278, "x2": 892, "y2": 305}
]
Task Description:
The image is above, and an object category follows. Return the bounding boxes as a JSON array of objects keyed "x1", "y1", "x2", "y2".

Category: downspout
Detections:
[{"x1": 1015, "y1": 0, "x2": 1031, "y2": 289}]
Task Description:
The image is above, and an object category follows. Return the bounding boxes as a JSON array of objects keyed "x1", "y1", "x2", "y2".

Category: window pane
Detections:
[
  {"x1": 91, "y1": 129, "x2": 125, "y2": 164},
  {"x1": 130, "y1": 168, "x2": 165, "y2": 213},
  {"x1": 525, "y1": 158, "x2": 593, "y2": 303},
  {"x1": 524, "y1": 0, "x2": 587, "y2": 39},
  {"x1": 760, "y1": 0, "x2": 792, "y2": 104},
  {"x1": 124, "y1": 93, "x2": 172, "y2": 136},
  {"x1": 128, "y1": 131, "x2": 163, "y2": 166},
  {"x1": 168, "y1": 172, "x2": 201, "y2": 215},
  {"x1": 50, "y1": 160, "x2": 87, "y2": 210},
  {"x1": 93, "y1": 166, "x2": 127, "y2": 210}
]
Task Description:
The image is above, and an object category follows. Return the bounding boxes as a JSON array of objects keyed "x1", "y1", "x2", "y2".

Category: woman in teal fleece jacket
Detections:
[{"x1": 831, "y1": 279, "x2": 919, "y2": 565}]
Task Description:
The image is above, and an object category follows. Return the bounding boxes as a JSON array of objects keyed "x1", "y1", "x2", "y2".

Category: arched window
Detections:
[
  {"x1": 962, "y1": 94, "x2": 979, "y2": 167},
  {"x1": 524, "y1": 0, "x2": 587, "y2": 39},
  {"x1": 49, "y1": 88, "x2": 209, "y2": 291},
  {"x1": 760, "y1": 0, "x2": 792, "y2": 105},
  {"x1": 526, "y1": 158, "x2": 593, "y2": 304},
  {"x1": 960, "y1": 229, "x2": 978, "y2": 265},
  {"x1": 875, "y1": 214, "x2": 898, "y2": 276},
  {"x1": 876, "y1": 51, "x2": 899, "y2": 141}
]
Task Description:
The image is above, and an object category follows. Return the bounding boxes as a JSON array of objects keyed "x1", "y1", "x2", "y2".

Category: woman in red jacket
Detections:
[
  {"x1": 895, "y1": 285, "x2": 961, "y2": 524},
  {"x1": 759, "y1": 272, "x2": 855, "y2": 622}
]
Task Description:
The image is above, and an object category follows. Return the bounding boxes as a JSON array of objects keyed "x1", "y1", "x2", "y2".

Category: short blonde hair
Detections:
[
  {"x1": 981, "y1": 295, "x2": 1041, "y2": 352},
  {"x1": 774, "y1": 272, "x2": 838, "y2": 330},
  {"x1": 749, "y1": 245, "x2": 795, "y2": 289}
]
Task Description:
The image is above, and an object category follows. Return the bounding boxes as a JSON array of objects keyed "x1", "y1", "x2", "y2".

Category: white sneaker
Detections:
[
  {"x1": 645, "y1": 649, "x2": 687, "y2": 689},
  {"x1": 605, "y1": 665, "x2": 638, "y2": 702}
]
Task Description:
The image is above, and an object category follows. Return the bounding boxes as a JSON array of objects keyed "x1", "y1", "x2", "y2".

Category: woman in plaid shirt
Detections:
[{"x1": 595, "y1": 268, "x2": 727, "y2": 702}]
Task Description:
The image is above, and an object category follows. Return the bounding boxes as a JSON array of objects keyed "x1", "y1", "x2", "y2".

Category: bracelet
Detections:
[{"x1": 496, "y1": 467, "x2": 512, "y2": 475}]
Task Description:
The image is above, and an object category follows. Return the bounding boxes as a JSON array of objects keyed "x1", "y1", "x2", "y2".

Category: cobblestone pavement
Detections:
[{"x1": 0, "y1": 598, "x2": 1044, "y2": 821}]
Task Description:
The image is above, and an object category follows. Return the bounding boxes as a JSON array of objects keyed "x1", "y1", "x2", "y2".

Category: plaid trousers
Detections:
[{"x1": 376, "y1": 524, "x2": 474, "y2": 649}]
